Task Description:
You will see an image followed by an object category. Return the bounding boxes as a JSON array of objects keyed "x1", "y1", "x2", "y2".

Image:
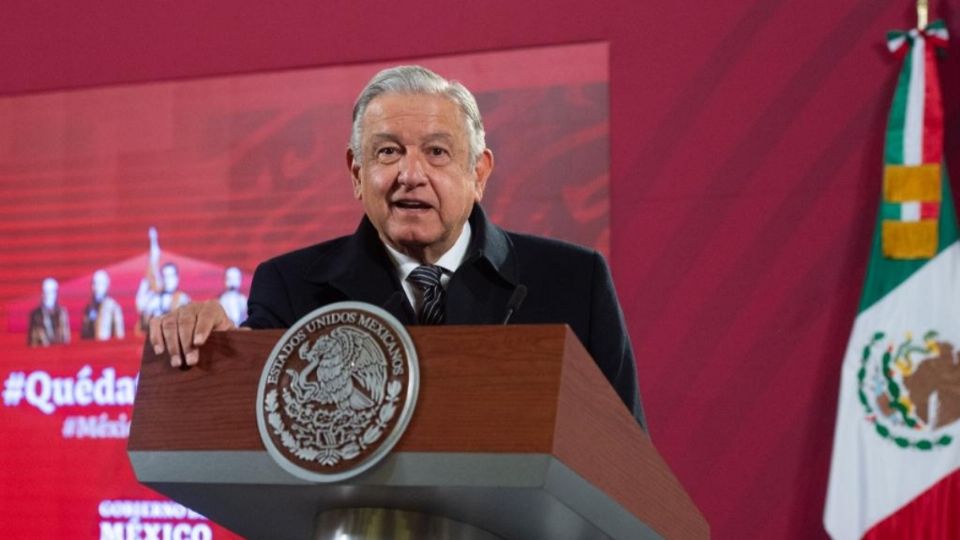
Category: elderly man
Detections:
[
  {"x1": 150, "y1": 65, "x2": 645, "y2": 429},
  {"x1": 28, "y1": 277, "x2": 71, "y2": 346},
  {"x1": 81, "y1": 269, "x2": 125, "y2": 340},
  {"x1": 218, "y1": 266, "x2": 248, "y2": 327}
]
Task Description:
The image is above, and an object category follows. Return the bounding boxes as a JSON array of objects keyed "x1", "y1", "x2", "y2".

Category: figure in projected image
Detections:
[
  {"x1": 81, "y1": 269, "x2": 125, "y2": 341},
  {"x1": 219, "y1": 266, "x2": 248, "y2": 326},
  {"x1": 27, "y1": 277, "x2": 71, "y2": 347},
  {"x1": 136, "y1": 227, "x2": 190, "y2": 331}
]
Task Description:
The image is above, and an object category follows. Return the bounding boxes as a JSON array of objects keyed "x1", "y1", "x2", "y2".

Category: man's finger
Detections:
[
  {"x1": 161, "y1": 315, "x2": 183, "y2": 368},
  {"x1": 184, "y1": 348, "x2": 199, "y2": 368},
  {"x1": 148, "y1": 316, "x2": 165, "y2": 355},
  {"x1": 193, "y1": 301, "x2": 236, "y2": 346},
  {"x1": 177, "y1": 308, "x2": 199, "y2": 367}
]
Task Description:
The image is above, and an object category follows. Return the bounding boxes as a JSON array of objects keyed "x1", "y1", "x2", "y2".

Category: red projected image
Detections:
[{"x1": 0, "y1": 43, "x2": 609, "y2": 538}]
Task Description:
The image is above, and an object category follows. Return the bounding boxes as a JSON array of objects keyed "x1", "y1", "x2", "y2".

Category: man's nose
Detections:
[{"x1": 397, "y1": 151, "x2": 427, "y2": 187}]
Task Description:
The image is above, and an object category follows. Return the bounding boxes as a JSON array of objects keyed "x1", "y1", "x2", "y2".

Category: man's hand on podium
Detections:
[{"x1": 148, "y1": 300, "x2": 240, "y2": 368}]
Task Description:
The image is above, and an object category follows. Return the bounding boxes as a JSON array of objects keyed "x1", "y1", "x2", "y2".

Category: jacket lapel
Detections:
[
  {"x1": 304, "y1": 217, "x2": 416, "y2": 325},
  {"x1": 446, "y1": 259, "x2": 515, "y2": 324},
  {"x1": 301, "y1": 206, "x2": 518, "y2": 327},
  {"x1": 446, "y1": 206, "x2": 521, "y2": 325}
]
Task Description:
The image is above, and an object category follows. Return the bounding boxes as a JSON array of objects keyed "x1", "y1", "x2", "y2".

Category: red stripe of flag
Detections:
[
  {"x1": 922, "y1": 36, "x2": 944, "y2": 164},
  {"x1": 863, "y1": 468, "x2": 960, "y2": 540}
]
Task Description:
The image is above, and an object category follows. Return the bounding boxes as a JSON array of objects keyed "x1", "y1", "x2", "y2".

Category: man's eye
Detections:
[
  {"x1": 427, "y1": 147, "x2": 450, "y2": 158},
  {"x1": 375, "y1": 147, "x2": 402, "y2": 162}
]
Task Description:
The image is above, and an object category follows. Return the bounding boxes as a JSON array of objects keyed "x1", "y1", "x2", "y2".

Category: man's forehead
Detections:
[{"x1": 362, "y1": 93, "x2": 465, "y2": 128}]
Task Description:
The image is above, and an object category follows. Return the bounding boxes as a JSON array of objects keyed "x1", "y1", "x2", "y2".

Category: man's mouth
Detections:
[{"x1": 393, "y1": 200, "x2": 431, "y2": 210}]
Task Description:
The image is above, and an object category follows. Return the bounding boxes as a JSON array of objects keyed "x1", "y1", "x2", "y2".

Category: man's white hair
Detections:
[{"x1": 350, "y1": 65, "x2": 486, "y2": 165}]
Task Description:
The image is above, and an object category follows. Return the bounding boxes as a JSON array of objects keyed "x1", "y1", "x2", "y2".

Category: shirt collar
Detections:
[
  {"x1": 383, "y1": 221, "x2": 472, "y2": 280},
  {"x1": 305, "y1": 205, "x2": 517, "y2": 291}
]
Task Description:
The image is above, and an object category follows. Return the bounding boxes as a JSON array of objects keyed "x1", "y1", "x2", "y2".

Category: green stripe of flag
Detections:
[{"x1": 884, "y1": 43, "x2": 912, "y2": 165}]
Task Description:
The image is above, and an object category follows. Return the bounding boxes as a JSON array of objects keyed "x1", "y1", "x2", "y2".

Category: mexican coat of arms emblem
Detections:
[{"x1": 256, "y1": 302, "x2": 419, "y2": 482}]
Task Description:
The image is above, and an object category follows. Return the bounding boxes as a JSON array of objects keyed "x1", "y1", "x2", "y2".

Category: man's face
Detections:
[
  {"x1": 92, "y1": 271, "x2": 109, "y2": 299},
  {"x1": 224, "y1": 267, "x2": 241, "y2": 290},
  {"x1": 161, "y1": 265, "x2": 179, "y2": 293},
  {"x1": 42, "y1": 279, "x2": 58, "y2": 309},
  {"x1": 348, "y1": 93, "x2": 493, "y2": 263}
]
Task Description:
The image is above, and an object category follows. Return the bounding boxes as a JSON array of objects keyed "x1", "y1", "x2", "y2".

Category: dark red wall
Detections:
[{"x1": 6, "y1": 1, "x2": 960, "y2": 538}]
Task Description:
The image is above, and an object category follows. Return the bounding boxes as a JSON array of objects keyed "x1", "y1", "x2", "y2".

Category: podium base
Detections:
[{"x1": 314, "y1": 508, "x2": 503, "y2": 540}]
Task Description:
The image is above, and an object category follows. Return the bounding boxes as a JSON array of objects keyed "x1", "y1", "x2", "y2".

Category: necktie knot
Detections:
[
  {"x1": 408, "y1": 264, "x2": 444, "y2": 289},
  {"x1": 408, "y1": 265, "x2": 446, "y2": 325}
]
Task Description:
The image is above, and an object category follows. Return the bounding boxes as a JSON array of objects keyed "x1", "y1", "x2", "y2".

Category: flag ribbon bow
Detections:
[{"x1": 888, "y1": 20, "x2": 949, "y2": 57}]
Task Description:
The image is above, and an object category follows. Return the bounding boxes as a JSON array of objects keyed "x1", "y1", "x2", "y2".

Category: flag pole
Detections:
[{"x1": 917, "y1": 0, "x2": 929, "y2": 29}]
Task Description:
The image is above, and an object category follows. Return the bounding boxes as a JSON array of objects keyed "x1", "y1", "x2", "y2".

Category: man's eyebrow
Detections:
[
  {"x1": 368, "y1": 133, "x2": 400, "y2": 144},
  {"x1": 421, "y1": 133, "x2": 456, "y2": 145},
  {"x1": 368, "y1": 132, "x2": 456, "y2": 146}
]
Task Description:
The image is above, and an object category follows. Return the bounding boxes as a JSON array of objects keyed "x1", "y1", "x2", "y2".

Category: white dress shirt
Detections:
[{"x1": 382, "y1": 222, "x2": 472, "y2": 314}]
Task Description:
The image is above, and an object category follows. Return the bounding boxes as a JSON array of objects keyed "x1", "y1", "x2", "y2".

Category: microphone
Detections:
[{"x1": 501, "y1": 284, "x2": 527, "y2": 325}]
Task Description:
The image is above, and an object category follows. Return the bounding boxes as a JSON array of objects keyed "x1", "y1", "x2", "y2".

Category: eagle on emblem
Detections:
[{"x1": 288, "y1": 327, "x2": 387, "y2": 411}]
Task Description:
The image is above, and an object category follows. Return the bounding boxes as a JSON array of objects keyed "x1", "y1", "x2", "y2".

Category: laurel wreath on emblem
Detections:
[
  {"x1": 857, "y1": 331, "x2": 953, "y2": 450},
  {"x1": 263, "y1": 327, "x2": 404, "y2": 467},
  {"x1": 264, "y1": 381, "x2": 402, "y2": 466}
]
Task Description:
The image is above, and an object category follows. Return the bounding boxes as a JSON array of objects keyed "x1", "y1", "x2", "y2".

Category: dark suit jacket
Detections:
[{"x1": 244, "y1": 205, "x2": 646, "y2": 429}]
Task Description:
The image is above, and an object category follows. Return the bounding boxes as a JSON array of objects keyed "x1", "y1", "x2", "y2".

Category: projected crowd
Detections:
[{"x1": 26, "y1": 227, "x2": 248, "y2": 347}]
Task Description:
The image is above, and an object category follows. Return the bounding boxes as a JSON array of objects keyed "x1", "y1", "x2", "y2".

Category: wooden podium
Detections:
[{"x1": 128, "y1": 325, "x2": 707, "y2": 539}]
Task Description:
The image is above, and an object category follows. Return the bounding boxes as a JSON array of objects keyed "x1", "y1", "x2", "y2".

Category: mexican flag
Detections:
[{"x1": 823, "y1": 20, "x2": 960, "y2": 539}]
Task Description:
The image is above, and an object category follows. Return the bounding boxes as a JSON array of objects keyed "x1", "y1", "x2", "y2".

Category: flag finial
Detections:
[{"x1": 917, "y1": 0, "x2": 929, "y2": 29}]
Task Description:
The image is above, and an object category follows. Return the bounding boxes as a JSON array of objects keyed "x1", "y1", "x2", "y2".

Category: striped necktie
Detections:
[{"x1": 408, "y1": 265, "x2": 446, "y2": 325}]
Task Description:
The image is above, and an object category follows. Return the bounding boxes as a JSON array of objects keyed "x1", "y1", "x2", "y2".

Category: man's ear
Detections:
[
  {"x1": 347, "y1": 148, "x2": 362, "y2": 199},
  {"x1": 473, "y1": 148, "x2": 494, "y2": 202}
]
